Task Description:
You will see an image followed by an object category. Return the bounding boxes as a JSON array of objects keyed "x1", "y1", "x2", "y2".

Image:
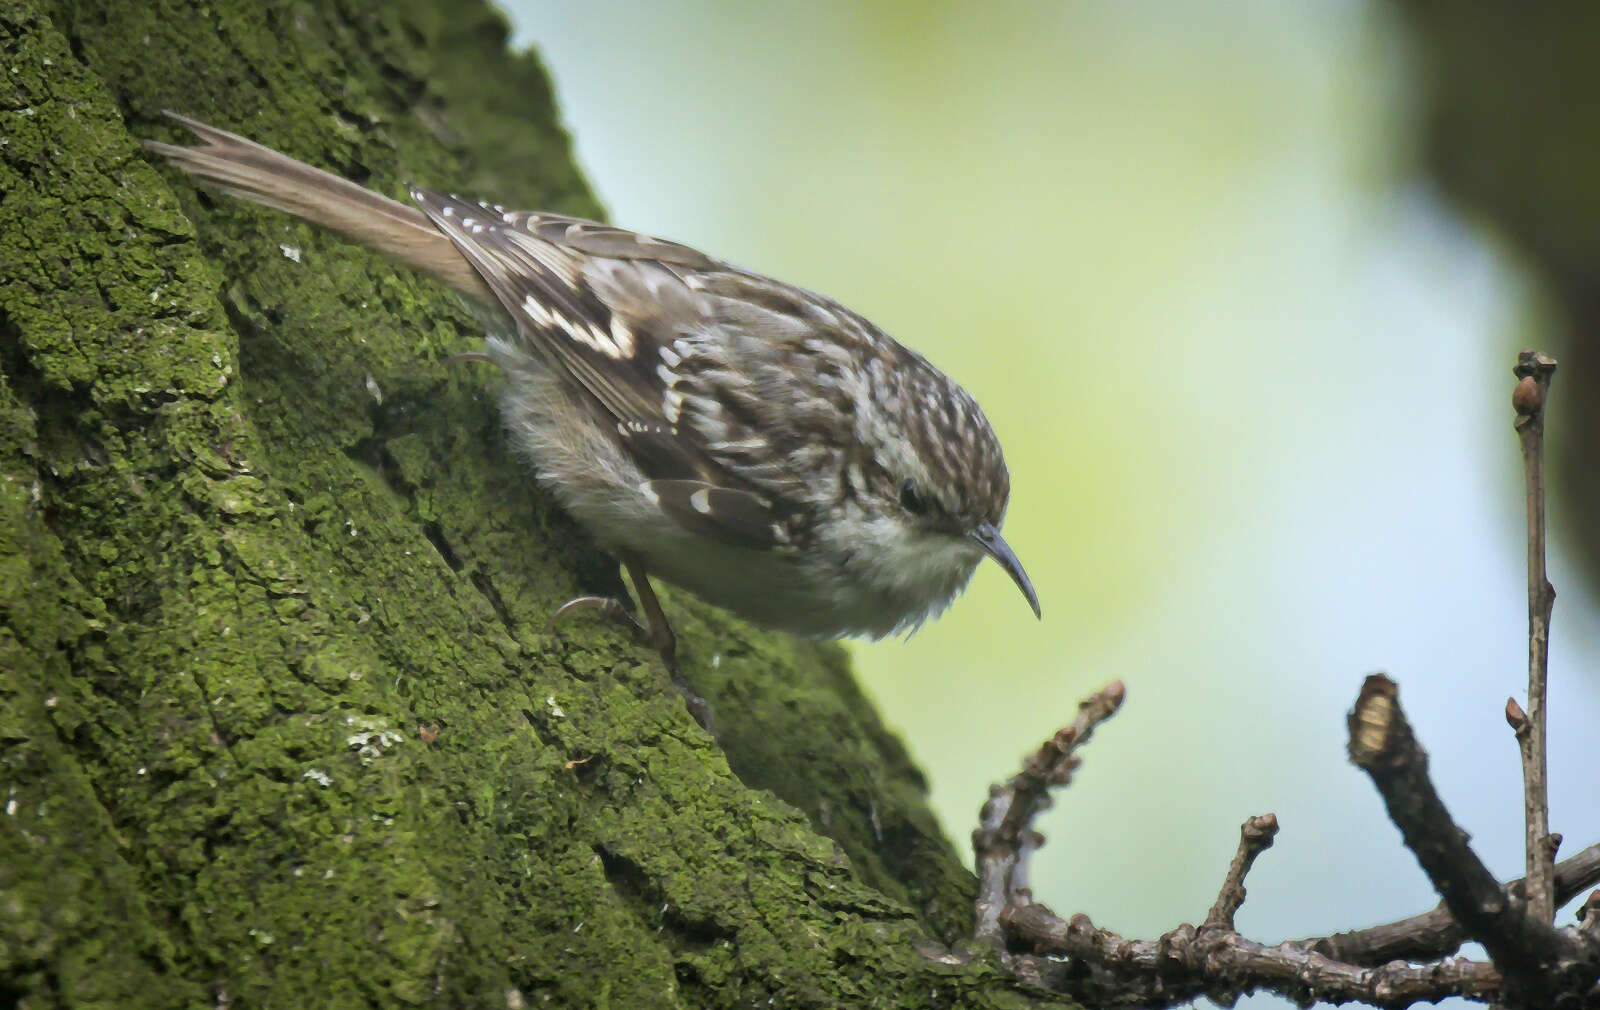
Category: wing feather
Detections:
[{"x1": 410, "y1": 189, "x2": 798, "y2": 549}]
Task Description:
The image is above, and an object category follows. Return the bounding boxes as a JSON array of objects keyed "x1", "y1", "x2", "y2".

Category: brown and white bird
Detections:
[{"x1": 146, "y1": 112, "x2": 1039, "y2": 670}]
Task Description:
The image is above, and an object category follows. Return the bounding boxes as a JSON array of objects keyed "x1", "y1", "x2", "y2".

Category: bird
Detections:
[{"x1": 145, "y1": 111, "x2": 1039, "y2": 682}]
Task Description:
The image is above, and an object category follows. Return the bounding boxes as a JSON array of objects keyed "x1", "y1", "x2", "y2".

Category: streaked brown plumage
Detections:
[{"x1": 146, "y1": 112, "x2": 1038, "y2": 669}]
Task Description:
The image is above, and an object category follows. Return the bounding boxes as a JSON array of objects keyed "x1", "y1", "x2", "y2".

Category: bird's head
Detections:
[{"x1": 844, "y1": 350, "x2": 1040, "y2": 631}]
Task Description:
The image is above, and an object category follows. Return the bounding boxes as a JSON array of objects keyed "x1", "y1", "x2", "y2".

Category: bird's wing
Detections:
[{"x1": 410, "y1": 191, "x2": 863, "y2": 551}]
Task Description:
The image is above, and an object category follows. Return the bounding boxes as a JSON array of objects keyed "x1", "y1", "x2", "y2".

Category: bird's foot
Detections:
[
  {"x1": 549, "y1": 594, "x2": 647, "y2": 642},
  {"x1": 548, "y1": 585, "x2": 713, "y2": 734},
  {"x1": 549, "y1": 594, "x2": 676, "y2": 668}
]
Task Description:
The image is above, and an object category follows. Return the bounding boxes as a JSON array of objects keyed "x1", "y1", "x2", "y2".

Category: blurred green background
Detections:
[{"x1": 504, "y1": 1, "x2": 1600, "y2": 999}]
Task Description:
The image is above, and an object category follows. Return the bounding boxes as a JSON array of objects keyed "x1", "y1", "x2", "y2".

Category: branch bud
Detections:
[
  {"x1": 1512, "y1": 376, "x2": 1542, "y2": 416},
  {"x1": 1504, "y1": 696, "x2": 1528, "y2": 734}
]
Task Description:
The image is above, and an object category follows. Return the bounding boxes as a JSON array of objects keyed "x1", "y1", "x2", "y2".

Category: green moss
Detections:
[{"x1": 0, "y1": 0, "x2": 1073, "y2": 1006}]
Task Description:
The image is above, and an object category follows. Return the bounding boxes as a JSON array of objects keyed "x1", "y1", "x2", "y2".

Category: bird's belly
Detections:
[
  {"x1": 493, "y1": 367, "x2": 968, "y2": 639},
  {"x1": 628, "y1": 530, "x2": 918, "y2": 639},
  {"x1": 562, "y1": 479, "x2": 972, "y2": 640}
]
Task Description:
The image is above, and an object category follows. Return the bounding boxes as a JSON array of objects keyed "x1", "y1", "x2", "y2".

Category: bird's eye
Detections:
[{"x1": 899, "y1": 479, "x2": 927, "y2": 515}]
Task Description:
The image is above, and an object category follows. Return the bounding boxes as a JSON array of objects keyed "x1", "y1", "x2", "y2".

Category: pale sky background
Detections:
[{"x1": 503, "y1": 3, "x2": 1600, "y2": 1006}]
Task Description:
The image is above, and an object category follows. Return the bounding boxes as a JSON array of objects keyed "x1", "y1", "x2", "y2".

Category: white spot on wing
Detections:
[
  {"x1": 689, "y1": 489, "x2": 712, "y2": 515},
  {"x1": 609, "y1": 318, "x2": 636, "y2": 357},
  {"x1": 521, "y1": 295, "x2": 554, "y2": 327},
  {"x1": 498, "y1": 253, "x2": 631, "y2": 360},
  {"x1": 639, "y1": 483, "x2": 660, "y2": 507},
  {"x1": 709, "y1": 437, "x2": 766, "y2": 452}
]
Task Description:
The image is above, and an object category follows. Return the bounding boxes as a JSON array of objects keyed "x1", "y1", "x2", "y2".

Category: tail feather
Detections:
[{"x1": 145, "y1": 111, "x2": 492, "y2": 302}]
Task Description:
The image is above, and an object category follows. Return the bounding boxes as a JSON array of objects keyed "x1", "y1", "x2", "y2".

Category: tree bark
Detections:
[{"x1": 0, "y1": 2, "x2": 1051, "y2": 1006}]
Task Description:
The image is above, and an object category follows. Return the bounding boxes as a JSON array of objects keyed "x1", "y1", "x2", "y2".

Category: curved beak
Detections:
[{"x1": 970, "y1": 522, "x2": 1041, "y2": 620}]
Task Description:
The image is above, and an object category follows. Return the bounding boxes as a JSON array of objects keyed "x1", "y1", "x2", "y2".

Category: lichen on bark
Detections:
[{"x1": 0, "y1": 1, "x2": 1066, "y2": 1006}]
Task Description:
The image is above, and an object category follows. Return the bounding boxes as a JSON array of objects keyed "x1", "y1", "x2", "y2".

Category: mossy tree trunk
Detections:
[{"x1": 0, "y1": 2, "x2": 1060, "y2": 1006}]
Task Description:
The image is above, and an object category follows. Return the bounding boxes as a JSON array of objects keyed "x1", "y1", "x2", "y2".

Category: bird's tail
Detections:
[{"x1": 144, "y1": 111, "x2": 492, "y2": 302}]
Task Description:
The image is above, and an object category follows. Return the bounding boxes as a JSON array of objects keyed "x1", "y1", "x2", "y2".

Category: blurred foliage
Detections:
[
  {"x1": 1391, "y1": 0, "x2": 1600, "y2": 594},
  {"x1": 516, "y1": 4, "x2": 1600, "y2": 982}
]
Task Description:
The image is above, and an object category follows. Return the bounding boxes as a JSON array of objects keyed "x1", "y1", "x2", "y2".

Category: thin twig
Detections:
[
  {"x1": 1580, "y1": 891, "x2": 1600, "y2": 942},
  {"x1": 1206, "y1": 814, "x2": 1279, "y2": 930},
  {"x1": 1512, "y1": 349, "x2": 1558, "y2": 924},
  {"x1": 958, "y1": 677, "x2": 1600, "y2": 1007},
  {"x1": 971, "y1": 680, "x2": 1125, "y2": 946},
  {"x1": 1348, "y1": 673, "x2": 1582, "y2": 1004},
  {"x1": 1002, "y1": 903, "x2": 1503, "y2": 1007},
  {"x1": 1293, "y1": 840, "x2": 1600, "y2": 966}
]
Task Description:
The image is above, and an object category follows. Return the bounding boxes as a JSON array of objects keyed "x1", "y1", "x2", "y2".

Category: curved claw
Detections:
[
  {"x1": 547, "y1": 595, "x2": 643, "y2": 637},
  {"x1": 548, "y1": 559, "x2": 701, "y2": 729}
]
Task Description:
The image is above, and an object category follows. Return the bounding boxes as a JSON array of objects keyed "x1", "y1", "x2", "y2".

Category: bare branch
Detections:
[
  {"x1": 1002, "y1": 903, "x2": 1503, "y2": 1008},
  {"x1": 953, "y1": 345, "x2": 1600, "y2": 1008},
  {"x1": 971, "y1": 679, "x2": 1124, "y2": 947},
  {"x1": 1348, "y1": 673, "x2": 1584, "y2": 1003},
  {"x1": 1580, "y1": 891, "x2": 1600, "y2": 943},
  {"x1": 1512, "y1": 349, "x2": 1559, "y2": 924},
  {"x1": 1206, "y1": 814, "x2": 1279, "y2": 931},
  {"x1": 956, "y1": 676, "x2": 1600, "y2": 1008},
  {"x1": 1295, "y1": 840, "x2": 1600, "y2": 966}
]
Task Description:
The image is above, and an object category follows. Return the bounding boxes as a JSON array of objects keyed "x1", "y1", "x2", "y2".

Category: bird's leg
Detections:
[
  {"x1": 617, "y1": 555, "x2": 677, "y2": 666},
  {"x1": 549, "y1": 553, "x2": 714, "y2": 732},
  {"x1": 618, "y1": 557, "x2": 716, "y2": 732},
  {"x1": 549, "y1": 555, "x2": 676, "y2": 665}
]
